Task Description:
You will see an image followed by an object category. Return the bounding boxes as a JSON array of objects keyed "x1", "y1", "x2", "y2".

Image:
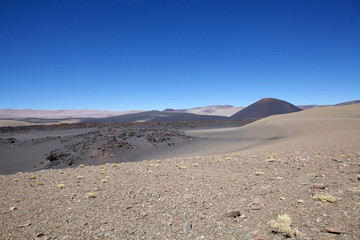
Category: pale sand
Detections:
[{"x1": 0, "y1": 119, "x2": 82, "y2": 127}]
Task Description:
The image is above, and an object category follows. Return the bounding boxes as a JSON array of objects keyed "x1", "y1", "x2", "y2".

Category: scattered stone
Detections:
[
  {"x1": 140, "y1": 211, "x2": 148, "y2": 217},
  {"x1": 19, "y1": 221, "x2": 31, "y2": 228},
  {"x1": 312, "y1": 183, "x2": 326, "y2": 189},
  {"x1": 226, "y1": 209, "x2": 241, "y2": 218},
  {"x1": 297, "y1": 199, "x2": 305, "y2": 204},
  {"x1": 9, "y1": 207, "x2": 17, "y2": 211},
  {"x1": 321, "y1": 228, "x2": 345, "y2": 234},
  {"x1": 184, "y1": 221, "x2": 192, "y2": 233}
]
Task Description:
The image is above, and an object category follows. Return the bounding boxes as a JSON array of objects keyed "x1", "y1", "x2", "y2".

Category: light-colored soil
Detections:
[{"x1": 1, "y1": 104, "x2": 360, "y2": 240}]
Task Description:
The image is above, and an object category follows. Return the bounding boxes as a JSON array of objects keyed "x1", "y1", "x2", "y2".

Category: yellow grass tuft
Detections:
[
  {"x1": 154, "y1": 164, "x2": 160, "y2": 167},
  {"x1": 269, "y1": 214, "x2": 301, "y2": 238},
  {"x1": 36, "y1": 181, "x2": 44, "y2": 185},
  {"x1": 192, "y1": 163, "x2": 199, "y2": 167},
  {"x1": 100, "y1": 169, "x2": 105, "y2": 174},
  {"x1": 28, "y1": 175, "x2": 36, "y2": 179},
  {"x1": 255, "y1": 171, "x2": 264, "y2": 176},
  {"x1": 57, "y1": 184, "x2": 65, "y2": 189},
  {"x1": 59, "y1": 170, "x2": 64, "y2": 174},
  {"x1": 78, "y1": 164, "x2": 85, "y2": 168},
  {"x1": 176, "y1": 164, "x2": 187, "y2": 169},
  {"x1": 101, "y1": 178, "x2": 109, "y2": 183},
  {"x1": 357, "y1": 174, "x2": 360, "y2": 180},
  {"x1": 13, "y1": 178, "x2": 19, "y2": 182},
  {"x1": 16, "y1": 172, "x2": 22, "y2": 175},
  {"x1": 75, "y1": 175, "x2": 84, "y2": 179},
  {"x1": 313, "y1": 194, "x2": 336, "y2": 203},
  {"x1": 266, "y1": 158, "x2": 277, "y2": 162},
  {"x1": 215, "y1": 158, "x2": 222, "y2": 162},
  {"x1": 112, "y1": 163, "x2": 119, "y2": 168},
  {"x1": 87, "y1": 192, "x2": 97, "y2": 198}
]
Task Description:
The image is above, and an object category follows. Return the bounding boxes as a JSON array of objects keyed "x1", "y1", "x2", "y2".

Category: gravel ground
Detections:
[{"x1": 1, "y1": 142, "x2": 359, "y2": 240}]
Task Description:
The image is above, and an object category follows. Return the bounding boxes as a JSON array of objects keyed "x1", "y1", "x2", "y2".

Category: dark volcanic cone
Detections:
[{"x1": 231, "y1": 98, "x2": 302, "y2": 119}]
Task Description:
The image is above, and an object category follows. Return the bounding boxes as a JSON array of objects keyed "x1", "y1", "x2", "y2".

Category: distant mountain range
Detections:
[
  {"x1": 0, "y1": 109, "x2": 143, "y2": 119},
  {"x1": 0, "y1": 99, "x2": 359, "y2": 123}
]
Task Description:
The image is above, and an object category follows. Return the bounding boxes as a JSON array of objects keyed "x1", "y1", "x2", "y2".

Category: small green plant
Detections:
[
  {"x1": 28, "y1": 175, "x2": 36, "y2": 179},
  {"x1": 78, "y1": 164, "x2": 85, "y2": 168},
  {"x1": 269, "y1": 214, "x2": 301, "y2": 238},
  {"x1": 13, "y1": 178, "x2": 19, "y2": 182},
  {"x1": 59, "y1": 170, "x2": 64, "y2": 174},
  {"x1": 112, "y1": 163, "x2": 119, "y2": 168},
  {"x1": 16, "y1": 172, "x2": 22, "y2": 175},
  {"x1": 36, "y1": 181, "x2": 44, "y2": 185},
  {"x1": 313, "y1": 194, "x2": 336, "y2": 203}
]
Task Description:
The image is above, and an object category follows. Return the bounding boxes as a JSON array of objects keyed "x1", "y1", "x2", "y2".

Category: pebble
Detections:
[
  {"x1": 184, "y1": 221, "x2": 192, "y2": 233},
  {"x1": 226, "y1": 209, "x2": 241, "y2": 218},
  {"x1": 313, "y1": 183, "x2": 326, "y2": 189}
]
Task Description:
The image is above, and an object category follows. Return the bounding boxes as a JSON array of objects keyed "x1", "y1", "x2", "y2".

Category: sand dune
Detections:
[
  {"x1": 199, "y1": 103, "x2": 360, "y2": 150},
  {"x1": 0, "y1": 119, "x2": 82, "y2": 127}
]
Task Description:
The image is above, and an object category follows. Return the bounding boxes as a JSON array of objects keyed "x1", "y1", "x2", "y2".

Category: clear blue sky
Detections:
[{"x1": 1, "y1": 0, "x2": 359, "y2": 110}]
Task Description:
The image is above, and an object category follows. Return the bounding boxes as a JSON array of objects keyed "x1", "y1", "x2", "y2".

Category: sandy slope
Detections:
[
  {"x1": 0, "y1": 104, "x2": 359, "y2": 239},
  {"x1": 0, "y1": 119, "x2": 82, "y2": 127}
]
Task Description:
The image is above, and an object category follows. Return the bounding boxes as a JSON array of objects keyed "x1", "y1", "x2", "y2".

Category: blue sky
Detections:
[{"x1": 1, "y1": 0, "x2": 359, "y2": 110}]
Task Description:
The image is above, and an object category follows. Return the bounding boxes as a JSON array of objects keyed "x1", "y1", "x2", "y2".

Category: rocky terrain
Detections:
[
  {"x1": 0, "y1": 104, "x2": 359, "y2": 239},
  {"x1": 0, "y1": 120, "x2": 254, "y2": 175}
]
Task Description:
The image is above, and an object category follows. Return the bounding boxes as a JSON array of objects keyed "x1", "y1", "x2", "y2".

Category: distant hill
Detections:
[
  {"x1": 335, "y1": 100, "x2": 360, "y2": 106},
  {"x1": 83, "y1": 110, "x2": 229, "y2": 123},
  {"x1": 298, "y1": 100, "x2": 360, "y2": 110},
  {"x1": 231, "y1": 98, "x2": 302, "y2": 119},
  {"x1": 163, "y1": 105, "x2": 243, "y2": 117},
  {"x1": 0, "y1": 109, "x2": 143, "y2": 119}
]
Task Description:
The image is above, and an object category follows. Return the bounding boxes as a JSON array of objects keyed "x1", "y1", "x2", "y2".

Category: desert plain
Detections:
[{"x1": 0, "y1": 104, "x2": 360, "y2": 239}]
